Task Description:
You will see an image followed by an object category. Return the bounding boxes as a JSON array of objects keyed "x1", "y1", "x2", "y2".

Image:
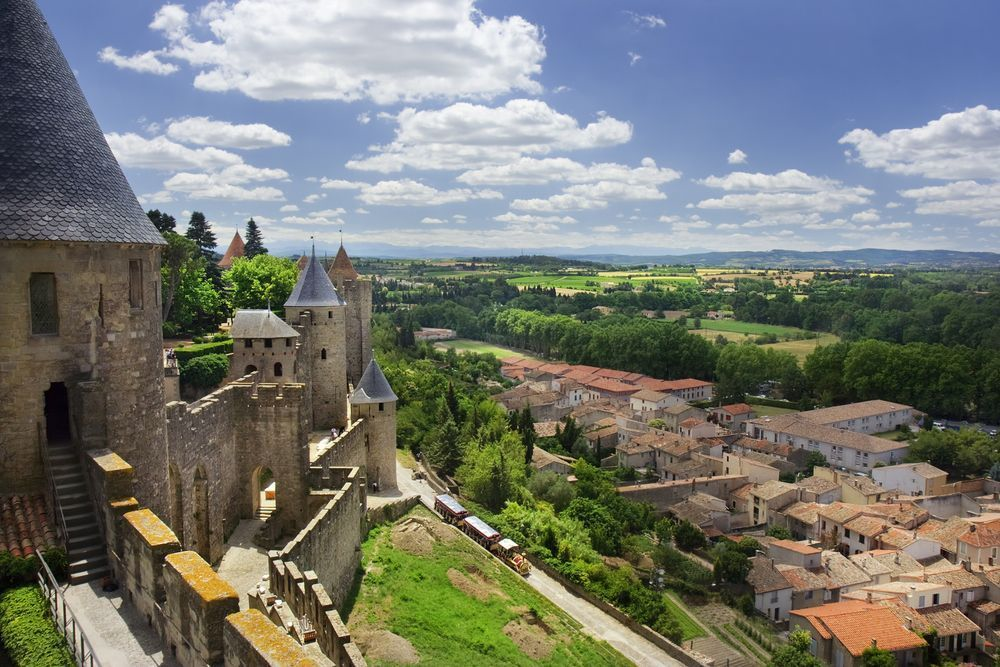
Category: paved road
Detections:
[{"x1": 372, "y1": 462, "x2": 686, "y2": 667}]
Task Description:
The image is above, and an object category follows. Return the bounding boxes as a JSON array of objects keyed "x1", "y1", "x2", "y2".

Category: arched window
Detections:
[
  {"x1": 245, "y1": 365, "x2": 257, "y2": 375},
  {"x1": 321, "y1": 348, "x2": 327, "y2": 360},
  {"x1": 274, "y1": 362, "x2": 283, "y2": 377}
]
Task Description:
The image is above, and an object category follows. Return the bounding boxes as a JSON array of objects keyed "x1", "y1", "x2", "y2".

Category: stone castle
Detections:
[{"x1": 0, "y1": 0, "x2": 394, "y2": 663}]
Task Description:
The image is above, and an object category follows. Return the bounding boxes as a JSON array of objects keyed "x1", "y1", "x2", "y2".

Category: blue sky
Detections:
[{"x1": 39, "y1": 0, "x2": 1000, "y2": 255}]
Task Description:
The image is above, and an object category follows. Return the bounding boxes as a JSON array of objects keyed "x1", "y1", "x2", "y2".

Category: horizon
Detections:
[{"x1": 40, "y1": 0, "x2": 1000, "y2": 254}]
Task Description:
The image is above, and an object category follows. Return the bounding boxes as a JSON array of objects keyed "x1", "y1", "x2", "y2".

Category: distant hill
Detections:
[{"x1": 562, "y1": 248, "x2": 1000, "y2": 269}]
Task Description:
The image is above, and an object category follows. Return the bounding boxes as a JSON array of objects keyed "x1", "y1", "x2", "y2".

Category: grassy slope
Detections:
[
  {"x1": 349, "y1": 506, "x2": 630, "y2": 667},
  {"x1": 661, "y1": 593, "x2": 706, "y2": 641}
]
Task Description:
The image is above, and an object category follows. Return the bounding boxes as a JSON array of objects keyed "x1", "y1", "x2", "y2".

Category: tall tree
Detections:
[
  {"x1": 147, "y1": 209, "x2": 176, "y2": 234},
  {"x1": 160, "y1": 231, "x2": 201, "y2": 322},
  {"x1": 244, "y1": 218, "x2": 267, "y2": 258},
  {"x1": 519, "y1": 408, "x2": 536, "y2": 465},
  {"x1": 224, "y1": 254, "x2": 299, "y2": 315},
  {"x1": 766, "y1": 630, "x2": 822, "y2": 667},
  {"x1": 185, "y1": 211, "x2": 217, "y2": 259}
]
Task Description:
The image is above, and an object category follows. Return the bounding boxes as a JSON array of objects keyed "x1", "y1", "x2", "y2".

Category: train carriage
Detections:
[
  {"x1": 434, "y1": 494, "x2": 469, "y2": 525},
  {"x1": 462, "y1": 515, "x2": 501, "y2": 549},
  {"x1": 493, "y1": 537, "x2": 531, "y2": 575}
]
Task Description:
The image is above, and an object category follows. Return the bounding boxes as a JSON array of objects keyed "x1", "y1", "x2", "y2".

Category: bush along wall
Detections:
[
  {"x1": 0, "y1": 585, "x2": 73, "y2": 666},
  {"x1": 172, "y1": 339, "x2": 233, "y2": 365}
]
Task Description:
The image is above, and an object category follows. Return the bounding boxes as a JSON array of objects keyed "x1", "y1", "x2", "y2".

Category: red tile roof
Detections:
[{"x1": 0, "y1": 495, "x2": 58, "y2": 558}]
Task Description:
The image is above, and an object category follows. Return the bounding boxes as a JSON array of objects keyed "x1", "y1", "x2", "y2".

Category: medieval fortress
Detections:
[{"x1": 0, "y1": 1, "x2": 395, "y2": 664}]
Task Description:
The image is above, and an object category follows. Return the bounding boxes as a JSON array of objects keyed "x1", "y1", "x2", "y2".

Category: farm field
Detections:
[
  {"x1": 748, "y1": 403, "x2": 800, "y2": 417},
  {"x1": 762, "y1": 332, "x2": 840, "y2": 363},
  {"x1": 689, "y1": 329, "x2": 746, "y2": 343},
  {"x1": 692, "y1": 319, "x2": 807, "y2": 337},
  {"x1": 434, "y1": 338, "x2": 541, "y2": 361},
  {"x1": 662, "y1": 592, "x2": 706, "y2": 641},
  {"x1": 507, "y1": 273, "x2": 699, "y2": 292},
  {"x1": 347, "y1": 506, "x2": 630, "y2": 667}
]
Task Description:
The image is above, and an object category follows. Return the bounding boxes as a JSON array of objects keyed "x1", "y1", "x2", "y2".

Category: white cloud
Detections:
[
  {"x1": 742, "y1": 219, "x2": 782, "y2": 228},
  {"x1": 162, "y1": 164, "x2": 288, "y2": 200},
  {"x1": 851, "y1": 209, "x2": 881, "y2": 223},
  {"x1": 149, "y1": 4, "x2": 189, "y2": 39},
  {"x1": 458, "y1": 156, "x2": 680, "y2": 187},
  {"x1": 628, "y1": 52, "x2": 642, "y2": 66},
  {"x1": 696, "y1": 169, "x2": 873, "y2": 223},
  {"x1": 840, "y1": 105, "x2": 1000, "y2": 180},
  {"x1": 279, "y1": 204, "x2": 299, "y2": 212},
  {"x1": 347, "y1": 100, "x2": 632, "y2": 172},
  {"x1": 355, "y1": 208, "x2": 370, "y2": 215},
  {"x1": 304, "y1": 194, "x2": 325, "y2": 203},
  {"x1": 310, "y1": 208, "x2": 347, "y2": 217},
  {"x1": 98, "y1": 47, "x2": 178, "y2": 75},
  {"x1": 716, "y1": 223, "x2": 740, "y2": 230},
  {"x1": 139, "y1": 190, "x2": 175, "y2": 205},
  {"x1": 727, "y1": 149, "x2": 747, "y2": 165},
  {"x1": 453, "y1": 214, "x2": 467, "y2": 221},
  {"x1": 105, "y1": 132, "x2": 243, "y2": 170},
  {"x1": 672, "y1": 218, "x2": 712, "y2": 231},
  {"x1": 166, "y1": 117, "x2": 291, "y2": 149},
  {"x1": 357, "y1": 113, "x2": 371, "y2": 125},
  {"x1": 420, "y1": 217, "x2": 448, "y2": 225},
  {"x1": 803, "y1": 218, "x2": 856, "y2": 231},
  {"x1": 356, "y1": 179, "x2": 503, "y2": 206},
  {"x1": 125, "y1": 0, "x2": 546, "y2": 104},
  {"x1": 320, "y1": 178, "x2": 369, "y2": 190},
  {"x1": 494, "y1": 212, "x2": 577, "y2": 224},
  {"x1": 282, "y1": 215, "x2": 342, "y2": 226},
  {"x1": 978, "y1": 219, "x2": 1000, "y2": 227},
  {"x1": 899, "y1": 180, "x2": 1000, "y2": 219},
  {"x1": 594, "y1": 225, "x2": 620, "y2": 233},
  {"x1": 885, "y1": 201, "x2": 902, "y2": 209},
  {"x1": 625, "y1": 11, "x2": 666, "y2": 29}
]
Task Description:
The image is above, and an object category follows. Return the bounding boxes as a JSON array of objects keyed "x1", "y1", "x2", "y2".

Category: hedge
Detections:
[
  {"x1": 180, "y1": 354, "x2": 230, "y2": 388},
  {"x1": 746, "y1": 396, "x2": 799, "y2": 409},
  {"x1": 0, "y1": 586, "x2": 73, "y2": 666},
  {"x1": 172, "y1": 339, "x2": 233, "y2": 365},
  {"x1": 0, "y1": 548, "x2": 66, "y2": 591}
]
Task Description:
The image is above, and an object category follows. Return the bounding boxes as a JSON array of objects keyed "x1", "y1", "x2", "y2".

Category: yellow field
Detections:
[
  {"x1": 762, "y1": 333, "x2": 840, "y2": 363},
  {"x1": 689, "y1": 329, "x2": 749, "y2": 342}
]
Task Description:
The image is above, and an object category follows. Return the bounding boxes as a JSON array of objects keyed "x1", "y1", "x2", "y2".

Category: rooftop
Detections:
[
  {"x1": 748, "y1": 413, "x2": 910, "y2": 454},
  {"x1": 770, "y1": 539, "x2": 822, "y2": 556},
  {"x1": 350, "y1": 358, "x2": 397, "y2": 404},
  {"x1": 799, "y1": 400, "x2": 913, "y2": 426},
  {"x1": 819, "y1": 606, "x2": 926, "y2": 656},
  {"x1": 748, "y1": 555, "x2": 793, "y2": 593},
  {"x1": 0, "y1": 0, "x2": 164, "y2": 245},
  {"x1": 285, "y1": 249, "x2": 345, "y2": 308},
  {"x1": 796, "y1": 475, "x2": 841, "y2": 495},
  {"x1": 873, "y1": 462, "x2": 948, "y2": 479},
  {"x1": 750, "y1": 479, "x2": 798, "y2": 501},
  {"x1": 230, "y1": 309, "x2": 299, "y2": 339},
  {"x1": 631, "y1": 389, "x2": 670, "y2": 403},
  {"x1": 327, "y1": 244, "x2": 359, "y2": 282},
  {"x1": 715, "y1": 403, "x2": 753, "y2": 415}
]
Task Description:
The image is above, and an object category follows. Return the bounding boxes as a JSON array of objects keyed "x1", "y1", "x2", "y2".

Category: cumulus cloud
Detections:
[
  {"x1": 106, "y1": 133, "x2": 243, "y2": 170},
  {"x1": 279, "y1": 204, "x2": 299, "y2": 212},
  {"x1": 98, "y1": 47, "x2": 178, "y2": 75},
  {"x1": 356, "y1": 179, "x2": 502, "y2": 206},
  {"x1": 304, "y1": 194, "x2": 325, "y2": 203},
  {"x1": 593, "y1": 225, "x2": 620, "y2": 233},
  {"x1": 458, "y1": 156, "x2": 679, "y2": 187},
  {"x1": 162, "y1": 164, "x2": 288, "y2": 200},
  {"x1": 840, "y1": 105, "x2": 1000, "y2": 180},
  {"x1": 696, "y1": 169, "x2": 873, "y2": 223},
  {"x1": 899, "y1": 180, "x2": 1000, "y2": 220},
  {"x1": 727, "y1": 149, "x2": 747, "y2": 165},
  {"x1": 494, "y1": 212, "x2": 577, "y2": 224},
  {"x1": 851, "y1": 209, "x2": 881, "y2": 223},
  {"x1": 112, "y1": 0, "x2": 545, "y2": 104},
  {"x1": 166, "y1": 117, "x2": 291, "y2": 149},
  {"x1": 628, "y1": 52, "x2": 642, "y2": 66},
  {"x1": 347, "y1": 100, "x2": 632, "y2": 172},
  {"x1": 420, "y1": 217, "x2": 448, "y2": 224},
  {"x1": 320, "y1": 178, "x2": 369, "y2": 190}
]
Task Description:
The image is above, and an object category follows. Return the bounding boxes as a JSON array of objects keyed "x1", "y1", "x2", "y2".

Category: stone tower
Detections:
[
  {"x1": 328, "y1": 244, "x2": 372, "y2": 386},
  {"x1": 0, "y1": 0, "x2": 167, "y2": 494},
  {"x1": 350, "y1": 358, "x2": 398, "y2": 491},
  {"x1": 228, "y1": 309, "x2": 299, "y2": 384},
  {"x1": 284, "y1": 249, "x2": 348, "y2": 429}
]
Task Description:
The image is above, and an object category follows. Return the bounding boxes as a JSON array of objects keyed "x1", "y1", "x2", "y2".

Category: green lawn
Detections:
[
  {"x1": 434, "y1": 338, "x2": 541, "y2": 361},
  {"x1": 762, "y1": 332, "x2": 840, "y2": 363},
  {"x1": 348, "y1": 506, "x2": 630, "y2": 667},
  {"x1": 662, "y1": 593, "x2": 706, "y2": 641},
  {"x1": 749, "y1": 403, "x2": 800, "y2": 417},
  {"x1": 507, "y1": 273, "x2": 698, "y2": 292},
  {"x1": 691, "y1": 319, "x2": 807, "y2": 337},
  {"x1": 874, "y1": 430, "x2": 910, "y2": 441}
]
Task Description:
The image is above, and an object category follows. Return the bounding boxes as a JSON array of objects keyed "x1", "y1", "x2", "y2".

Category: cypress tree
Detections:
[
  {"x1": 185, "y1": 211, "x2": 217, "y2": 259},
  {"x1": 244, "y1": 218, "x2": 267, "y2": 258}
]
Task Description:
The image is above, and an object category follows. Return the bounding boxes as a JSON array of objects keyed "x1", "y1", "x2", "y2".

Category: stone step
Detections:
[
  {"x1": 68, "y1": 565, "x2": 110, "y2": 585},
  {"x1": 63, "y1": 510, "x2": 96, "y2": 528},
  {"x1": 68, "y1": 554, "x2": 108, "y2": 575},
  {"x1": 54, "y1": 481, "x2": 87, "y2": 497},
  {"x1": 69, "y1": 543, "x2": 106, "y2": 560}
]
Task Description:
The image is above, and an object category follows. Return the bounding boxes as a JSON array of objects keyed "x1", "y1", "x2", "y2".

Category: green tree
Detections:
[
  {"x1": 713, "y1": 544, "x2": 751, "y2": 583},
  {"x1": 766, "y1": 525, "x2": 793, "y2": 540},
  {"x1": 180, "y1": 354, "x2": 229, "y2": 388},
  {"x1": 457, "y1": 431, "x2": 526, "y2": 512},
  {"x1": 225, "y1": 254, "x2": 299, "y2": 315},
  {"x1": 160, "y1": 231, "x2": 202, "y2": 323},
  {"x1": 243, "y1": 218, "x2": 267, "y2": 258},
  {"x1": 426, "y1": 417, "x2": 463, "y2": 477},
  {"x1": 860, "y1": 644, "x2": 897, "y2": 667},
  {"x1": 673, "y1": 520, "x2": 706, "y2": 552},
  {"x1": 527, "y1": 471, "x2": 576, "y2": 511},
  {"x1": 564, "y1": 497, "x2": 624, "y2": 556},
  {"x1": 556, "y1": 416, "x2": 585, "y2": 452},
  {"x1": 147, "y1": 208, "x2": 176, "y2": 234},
  {"x1": 185, "y1": 211, "x2": 217, "y2": 259},
  {"x1": 804, "y1": 451, "x2": 829, "y2": 471},
  {"x1": 766, "y1": 629, "x2": 822, "y2": 667}
]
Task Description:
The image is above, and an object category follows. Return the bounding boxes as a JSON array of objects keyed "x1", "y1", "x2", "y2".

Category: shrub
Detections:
[
  {"x1": 180, "y1": 354, "x2": 230, "y2": 388},
  {"x1": 0, "y1": 585, "x2": 73, "y2": 666},
  {"x1": 172, "y1": 339, "x2": 233, "y2": 365},
  {"x1": 0, "y1": 552, "x2": 40, "y2": 591}
]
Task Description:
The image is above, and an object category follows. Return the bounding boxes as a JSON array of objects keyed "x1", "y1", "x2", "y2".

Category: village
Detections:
[{"x1": 496, "y1": 355, "x2": 996, "y2": 666}]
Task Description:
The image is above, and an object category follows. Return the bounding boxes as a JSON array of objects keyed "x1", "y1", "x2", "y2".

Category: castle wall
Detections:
[
  {"x1": 280, "y1": 468, "x2": 364, "y2": 609},
  {"x1": 229, "y1": 338, "x2": 299, "y2": 384},
  {"x1": 351, "y1": 402, "x2": 397, "y2": 491},
  {"x1": 313, "y1": 419, "x2": 367, "y2": 473},
  {"x1": 0, "y1": 242, "x2": 165, "y2": 494},
  {"x1": 289, "y1": 307, "x2": 348, "y2": 430}
]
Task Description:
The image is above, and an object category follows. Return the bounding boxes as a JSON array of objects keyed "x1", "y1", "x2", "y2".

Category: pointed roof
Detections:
[
  {"x1": 218, "y1": 231, "x2": 245, "y2": 269},
  {"x1": 328, "y1": 244, "x2": 360, "y2": 282},
  {"x1": 284, "y1": 247, "x2": 345, "y2": 308},
  {"x1": 296, "y1": 253, "x2": 309, "y2": 270},
  {"x1": 0, "y1": 0, "x2": 164, "y2": 245},
  {"x1": 230, "y1": 309, "x2": 299, "y2": 339},
  {"x1": 350, "y1": 358, "x2": 397, "y2": 404}
]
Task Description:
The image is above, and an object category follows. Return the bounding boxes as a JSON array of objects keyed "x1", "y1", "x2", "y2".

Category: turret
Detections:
[
  {"x1": 350, "y1": 357, "x2": 397, "y2": 491},
  {"x1": 228, "y1": 308, "x2": 299, "y2": 383},
  {"x1": 328, "y1": 244, "x2": 372, "y2": 385},
  {"x1": 284, "y1": 247, "x2": 348, "y2": 429}
]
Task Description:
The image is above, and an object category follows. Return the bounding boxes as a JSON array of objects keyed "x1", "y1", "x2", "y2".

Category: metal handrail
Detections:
[
  {"x1": 37, "y1": 551, "x2": 102, "y2": 667},
  {"x1": 39, "y1": 440, "x2": 70, "y2": 548}
]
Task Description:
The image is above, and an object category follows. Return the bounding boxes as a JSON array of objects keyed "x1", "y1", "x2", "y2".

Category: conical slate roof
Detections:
[
  {"x1": 0, "y1": 0, "x2": 164, "y2": 245},
  {"x1": 218, "y1": 231, "x2": 245, "y2": 269},
  {"x1": 350, "y1": 358, "x2": 397, "y2": 404},
  {"x1": 284, "y1": 247, "x2": 345, "y2": 308},
  {"x1": 328, "y1": 244, "x2": 360, "y2": 282}
]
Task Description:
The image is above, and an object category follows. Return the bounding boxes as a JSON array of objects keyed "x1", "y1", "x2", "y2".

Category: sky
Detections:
[{"x1": 38, "y1": 0, "x2": 1000, "y2": 256}]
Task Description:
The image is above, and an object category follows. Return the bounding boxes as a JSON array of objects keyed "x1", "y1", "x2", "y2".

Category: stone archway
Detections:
[{"x1": 251, "y1": 466, "x2": 276, "y2": 520}]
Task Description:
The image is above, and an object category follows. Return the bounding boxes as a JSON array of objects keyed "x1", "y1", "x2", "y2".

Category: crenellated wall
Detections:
[{"x1": 312, "y1": 419, "x2": 367, "y2": 473}]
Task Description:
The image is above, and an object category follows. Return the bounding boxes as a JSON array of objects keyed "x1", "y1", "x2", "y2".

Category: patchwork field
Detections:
[
  {"x1": 762, "y1": 332, "x2": 840, "y2": 363},
  {"x1": 347, "y1": 507, "x2": 630, "y2": 667},
  {"x1": 508, "y1": 273, "x2": 699, "y2": 292},
  {"x1": 434, "y1": 338, "x2": 541, "y2": 361}
]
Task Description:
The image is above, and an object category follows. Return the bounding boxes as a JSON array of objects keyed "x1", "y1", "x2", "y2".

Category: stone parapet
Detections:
[
  {"x1": 163, "y1": 551, "x2": 240, "y2": 665},
  {"x1": 121, "y1": 508, "x2": 182, "y2": 623},
  {"x1": 224, "y1": 609, "x2": 319, "y2": 667}
]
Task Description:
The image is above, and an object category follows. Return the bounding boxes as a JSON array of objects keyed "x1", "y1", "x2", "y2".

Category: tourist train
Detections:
[{"x1": 433, "y1": 494, "x2": 531, "y2": 575}]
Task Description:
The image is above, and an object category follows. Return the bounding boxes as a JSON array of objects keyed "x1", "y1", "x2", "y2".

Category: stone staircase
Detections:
[{"x1": 47, "y1": 444, "x2": 109, "y2": 584}]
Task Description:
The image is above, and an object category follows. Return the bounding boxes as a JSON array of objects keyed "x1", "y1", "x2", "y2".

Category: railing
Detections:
[
  {"x1": 38, "y1": 436, "x2": 70, "y2": 549},
  {"x1": 37, "y1": 551, "x2": 102, "y2": 667}
]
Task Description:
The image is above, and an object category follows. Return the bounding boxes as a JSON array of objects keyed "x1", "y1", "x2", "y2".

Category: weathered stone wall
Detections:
[
  {"x1": 341, "y1": 279, "x2": 372, "y2": 387},
  {"x1": 163, "y1": 551, "x2": 240, "y2": 665},
  {"x1": 0, "y1": 242, "x2": 165, "y2": 495},
  {"x1": 229, "y1": 337, "x2": 299, "y2": 384},
  {"x1": 289, "y1": 307, "x2": 348, "y2": 430},
  {"x1": 223, "y1": 609, "x2": 323, "y2": 667},
  {"x1": 164, "y1": 381, "x2": 310, "y2": 563},
  {"x1": 281, "y1": 469, "x2": 364, "y2": 609},
  {"x1": 350, "y1": 402, "x2": 397, "y2": 491},
  {"x1": 313, "y1": 419, "x2": 366, "y2": 473},
  {"x1": 366, "y1": 496, "x2": 420, "y2": 526}
]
